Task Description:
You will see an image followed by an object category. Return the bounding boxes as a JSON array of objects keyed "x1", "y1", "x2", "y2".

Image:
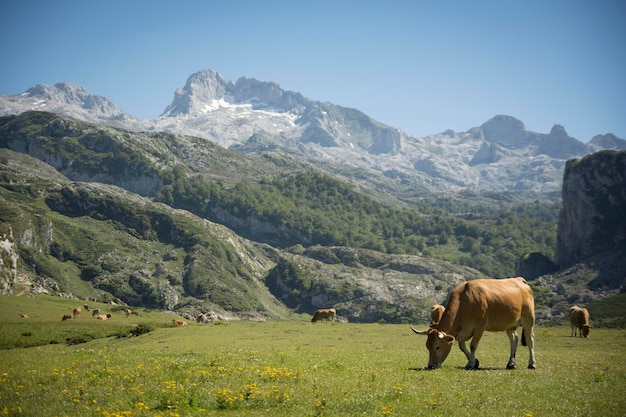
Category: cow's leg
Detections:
[
  {"x1": 506, "y1": 327, "x2": 518, "y2": 369},
  {"x1": 458, "y1": 335, "x2": 472, "y2": 363},
  {"x1": 459, "y1": 330, "x2": 482, "y2": 370},
  {"x1": 521, "y1": 319, "x2": 536, "y2": 369},
  {"x1": 467, "y1": 329, "x2": 485, "y2": 370}
]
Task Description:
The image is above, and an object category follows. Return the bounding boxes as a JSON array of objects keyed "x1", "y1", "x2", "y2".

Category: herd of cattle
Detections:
[
  {"x1": 58, "y1": 304, "x2": 131, "y2": 321},
  {"x1": 315, "y1": 276, "x2": 593, "y2": 371},
  {"x1": 22, "y1": 276, "x2": 594, "y2": 371}
]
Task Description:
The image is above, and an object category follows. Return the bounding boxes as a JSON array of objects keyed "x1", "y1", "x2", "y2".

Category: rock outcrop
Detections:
[
  {"x1": 0, "y1": 224, "x2": 19, "y2": 294},
  {"x1": 515, "y1": 252, "x2": 558, "y2": 280},
  {"x1": 555, "y1": 150, "x2": 626, "y2": 269}
]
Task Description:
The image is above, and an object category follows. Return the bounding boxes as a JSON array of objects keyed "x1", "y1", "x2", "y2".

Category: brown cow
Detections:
[
  {"x1": 430, "y1": 304, "x2": 445, "y2": 327},
  {"x1": 92, "y1": 309, "x2": 101, "y2": 317},
  {"x1": 172, "y1": 319, "x2": 187, "y2": 327},
  {"x1": 125, "y1": 309, "x2": 132, "y2": 318},
  {"x1": 311, "y1": 308, "x2": 336, "y2": 323},
  {"x1": 73, "y1": 307, "x2": 82, "y2": 317},
  {"x1": 19, "y1": 314, "x2": 29, "y2": 319},
  {"x1": 411, "y1": 277, "x2": 536, "y2": 370},
  {"x1": 62, "y1": 314, "x2": 73, "y2": 321},
  {"x1": 96, "y1": 313, "x2": 112, "y2": 320},
  {"x1": 569, "y1": 305, "x2": 591, "y2": 338},
  {"x1": 83, "y1": 304, "x2": 90, "y2": 312}
]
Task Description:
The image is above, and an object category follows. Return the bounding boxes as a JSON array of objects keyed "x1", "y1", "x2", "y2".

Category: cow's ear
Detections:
[{"x1": 444, "y1": 335, "x2": 455, "y2": 344}]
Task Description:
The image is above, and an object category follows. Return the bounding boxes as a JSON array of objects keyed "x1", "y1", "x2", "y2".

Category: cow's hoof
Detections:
[
  {"x1": 506, "y1": 364, "x2": 516, "y2": 370},
  {"x1": 528, "y1": 364, "x2": 536, "y2": 370}
]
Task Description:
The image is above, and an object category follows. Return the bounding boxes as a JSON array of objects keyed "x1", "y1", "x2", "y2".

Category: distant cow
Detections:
[
  {"x1": 173, "y1": 319, "x2": 187, "y2": 327},
  {"x1": 19, "y1": 314, "x2": 29, "y2": 319},
  {"x1": 96, "y1": 313, "x2": 112, "y2": 320},
  {"x1": 569, "y1": 305, "x2": 591, "y2": 338},
  {"x1": 311, "y1": 308, "x2": 336, "y2": 323},
  {"x1": 92, "y1": 309, "x2": 101, "y2": 317},
  {"x1": 196, "y1": 311, "x2": 219, "y2": 324},
  {"x1": 73, "y1": 307, "x2": 82, "y2": 317},
  {"x1": 125, "y1": 309, "x2": 132, "y2": 318},
  {"x1": 430, "y1": 304, "x2": 445, "y2": 327},
  {"x1": 62, "y1": 314, "x2": 73, "y2": 321},
  {"x1": 83, "y1": 304, "x2": 90, "y2": 312},
  {"x1": 412, "y1": 277, "x2": 536, "y2": 370}
]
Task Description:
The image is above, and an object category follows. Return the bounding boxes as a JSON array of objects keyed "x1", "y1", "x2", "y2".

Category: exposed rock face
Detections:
[
  {"x1": 555, "y1": 150, "x2": 626, "y2": 269},
  {"x1": 0, "y1": 224, "x2": 19, "y2": 294}
]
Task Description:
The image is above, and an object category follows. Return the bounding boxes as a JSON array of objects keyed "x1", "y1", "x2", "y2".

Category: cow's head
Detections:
[
  {"x1": 411, "y1": 327, "x2": 455, "y2": 369},
  {"x1": 582, "y1": 324, "x2": 591, "y2": 338}
]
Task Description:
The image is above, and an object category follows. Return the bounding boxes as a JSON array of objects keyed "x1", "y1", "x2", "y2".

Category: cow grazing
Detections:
[
  {"x1": 73, "y1": 307, "x2": 82, "y2": 317},
  {"x1": 125, "y1": 309, "x2": 132, "y2": 318},
  {"x1": 83, "y1": 304, "x2": 90, "y2": 312},
  {"x1": 96, "y1": 313, "x2": 112, "y2": 320},
  {"x1": 411, "y1": 277, "x2": 536, "y2": 370},
  {"x1": 92, "y1": 309, "x2": 101, "y2": 317},
  {"x1": 62, "y1": 314, "x2": 73, "y2": 321},
  {"x1": 569, "y1": 305, "x2": 591, "y2": 337},
  {"x1": 430, "y1": 304, "x2": 445, "y2": 327},
  {"x1": 311, "y1": 308, "x2": 336, "y2": 323},
  {"x1": 20, "y1": 314, "x2": 29, "y2": 319},
  {"x1": 172, "y1": 319, "x2": 187, "y2": 327}
]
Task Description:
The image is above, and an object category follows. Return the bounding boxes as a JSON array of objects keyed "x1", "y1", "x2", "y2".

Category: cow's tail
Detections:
[{"x1": 521, "y1": 329, "x2": 527, "y2": 346}]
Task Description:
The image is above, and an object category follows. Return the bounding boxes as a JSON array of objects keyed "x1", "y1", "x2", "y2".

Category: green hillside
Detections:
[{"x1": 1, "y1": 111, "x2": 622, "y2": 324}]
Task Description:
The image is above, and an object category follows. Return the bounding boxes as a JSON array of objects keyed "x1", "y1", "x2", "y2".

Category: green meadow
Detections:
[{"x1": 0, "y1": 295, "x2": 625, "y2": 416}]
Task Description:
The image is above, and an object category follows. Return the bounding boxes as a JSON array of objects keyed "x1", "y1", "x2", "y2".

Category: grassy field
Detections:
[{"x1": 0, "y1": 295, "x2": 625, "y2": 416}]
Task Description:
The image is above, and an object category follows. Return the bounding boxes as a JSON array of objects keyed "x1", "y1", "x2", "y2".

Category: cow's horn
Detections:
[
  {"x1": 437, "y1": 332, "x2": 444, "y2": 339},
  {"x1": 410, "y1": 326, "x2": 429, "y2": 335}
]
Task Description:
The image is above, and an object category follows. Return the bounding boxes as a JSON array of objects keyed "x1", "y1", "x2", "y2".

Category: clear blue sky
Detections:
[{"x1": 1, "y1": 0, "x2": 625, "y2": 141}]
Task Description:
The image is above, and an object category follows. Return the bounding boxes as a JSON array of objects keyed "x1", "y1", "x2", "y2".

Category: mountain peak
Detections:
[
  {"x1": 538, "y1": 123, "x2": 588, "y2": 159},
  {"x1": 19, "y1": 82, "x2": 127, "y2": 119},
  {"x1": 589, "y1": 133, "x2": 626, "y2": 151},
  {"x1": 161, "y1": 69, "x2": 309, "y2": 117},
  {"x1": 549, "y1": 124, "x2": 568, "y2": 138},
  {"x1": 480, "y1": 115, "x2": 533, "y2": 147},
  {"x1": 161, "y1": 70, "x2": 228, "y2": 117}
]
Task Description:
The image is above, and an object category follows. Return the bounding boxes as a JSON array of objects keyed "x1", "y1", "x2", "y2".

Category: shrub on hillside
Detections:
[{"x1": 129, "y1": 323, "x2": 154, "y2": 336}]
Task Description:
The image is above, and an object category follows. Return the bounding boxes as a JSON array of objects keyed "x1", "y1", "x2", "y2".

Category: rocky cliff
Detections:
[{"x1": 555, "y1": 150, "x2": 626, "y2": 269}]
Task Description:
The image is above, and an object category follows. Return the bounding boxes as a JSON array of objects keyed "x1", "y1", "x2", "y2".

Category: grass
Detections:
[{"x1": 0, "y1": 295, "x2": 625, "y2": 416}]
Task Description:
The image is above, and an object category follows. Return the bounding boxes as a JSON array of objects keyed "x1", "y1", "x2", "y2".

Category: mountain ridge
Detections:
[{"x1": 1, "y1": 69, "x2": 625, "y2": 196}]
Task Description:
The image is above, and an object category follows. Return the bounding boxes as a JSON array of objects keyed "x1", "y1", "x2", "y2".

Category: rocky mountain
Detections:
[
  {"x1": 0, "y1": 82, "x2": 143, "y2": 130},
  {"x1": 2, "y1": 70, "x2": 624, "y2": 197},
  {"x1": 1, "y1": 71, "x2": 625, "y2": 324}
]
